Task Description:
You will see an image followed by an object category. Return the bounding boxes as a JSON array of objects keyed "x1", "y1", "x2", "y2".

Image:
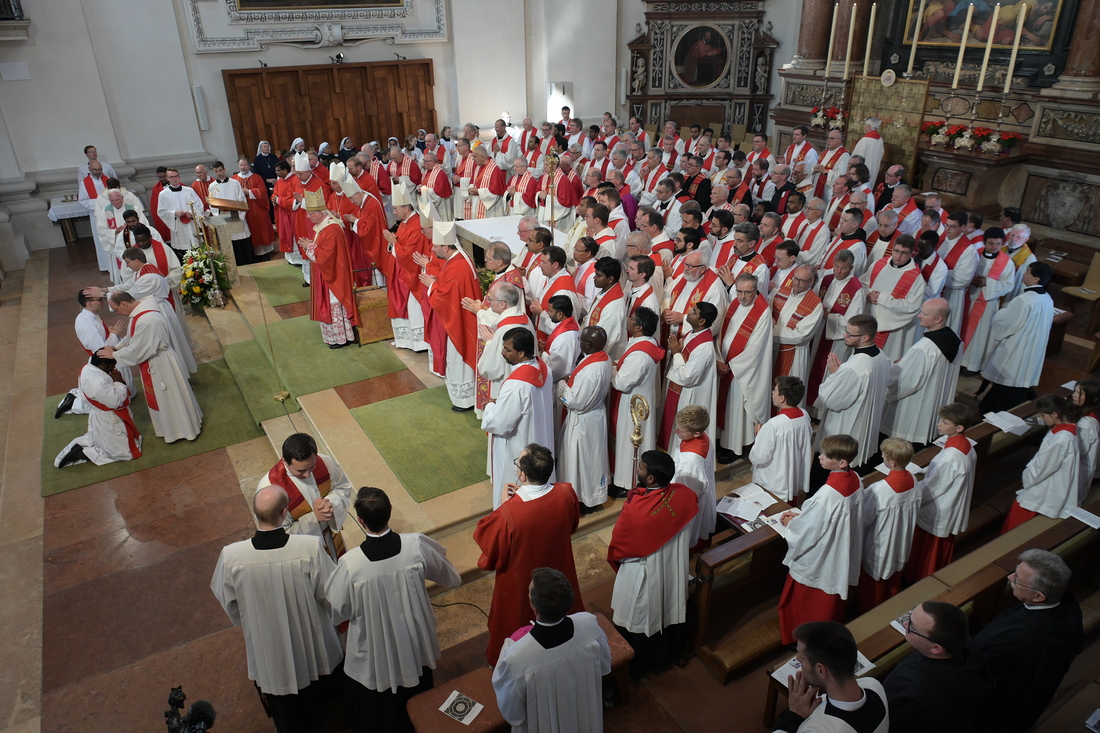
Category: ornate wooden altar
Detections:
[{"x1": 626, "y1": 1, "x2": 779, "y2": 135}]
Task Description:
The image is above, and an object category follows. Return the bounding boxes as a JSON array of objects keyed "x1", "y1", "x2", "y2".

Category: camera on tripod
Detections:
[{"x1": 165, "y1": 686, "x2": 216, "y2": 733}]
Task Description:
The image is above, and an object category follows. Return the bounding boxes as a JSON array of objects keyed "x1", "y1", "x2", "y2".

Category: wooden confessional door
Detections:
[{"x1": 223, "y1": 60, "x2": 437, "y2": 156}]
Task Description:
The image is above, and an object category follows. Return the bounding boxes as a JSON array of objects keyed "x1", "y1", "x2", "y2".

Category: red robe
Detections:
[
  {"x1": 233, "y1": 172, "x2": 275, "y2": 251},
  {"x1": 425, "y1": 251, "x2": 482, "y2": 373},
  {"x1": 191, "y1": 177, "x2": 213, "y2": 208},
  {"x1": 607, "y1": 483, "x2": 699, "y2": 571},
  {"x1": 354, "y1": 193, "x2": 388, "y2": 268},
  {"x1": 272, "y1": 175, "x2": 306, "y2": 253},
  {"x1": 309, "y1": 216, "x2": 361, "y2": 327},
  {"x1": 352, "y1": 169, "x2": 382, "y2": 201},
  {"x1": 384, "y1": 213, "x2": 431, "y2": 318},
  {"x1": 327, "y1": 193, "x2": 372, "y2": 287},
  {"x1": 473, "y1": 483, "x2": 584, "y2": 666}
]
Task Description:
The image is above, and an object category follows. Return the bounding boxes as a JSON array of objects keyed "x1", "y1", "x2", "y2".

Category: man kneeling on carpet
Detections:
[
  {"x1": 255, "y1": 433, "x2": 353, "y2": 562},
  {"x1": 56, "y1": 353, "x2": 142, "y2": 468}
]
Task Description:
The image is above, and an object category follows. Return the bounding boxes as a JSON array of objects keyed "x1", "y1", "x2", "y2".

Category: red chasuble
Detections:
[
  {"x1": 271, "y1": 175, "x2": 305, "y2": 253},
  {"x1": 233, "y1": 172, "x2": 276, "y2": 251},
  {"x1": 384, "y1": 213, "x2": 432, "y2": 319},
  {"x1": 474, "y1": 483, "x2": 584, "y2": 665},
  {"x1": 607, "y1": 483, "x2": 699, "y2": 571},
  {"x1": 310, "y1": 218, "x2": 361, "y2": 328},
  {"x1": 425, "y1": 252, "x2": 482, "y2": 374},
  {"x1": 327, "y1": 193, "x2": 372, "y2": 287}
]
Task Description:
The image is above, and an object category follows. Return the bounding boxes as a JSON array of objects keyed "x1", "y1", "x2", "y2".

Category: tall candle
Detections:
[
  {"x1": 863, "y1": 3, "x2": 877, "y2": 76},
  {"x1": 908, "y1": 0, "x2": 928, "y2": 75},
  {"x1": 977, "y1": 3, "x2": 1000, "y2": 91},
  {"x1": 952, "y1": 4, "x2": 974, "y2": 89},
  {"x1": 825, "y1": 2, "x2": 839, "y2": 78},
  {"x1": 1004, "y1": 3, "x2": 1027, "y2": 95},
  {"x1": 844, "y1": 3, "x2": 858, "y2": 79}
]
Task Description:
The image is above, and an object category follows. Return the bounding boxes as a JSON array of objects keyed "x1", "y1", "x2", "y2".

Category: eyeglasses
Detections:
[
  {"x1": 735, "y1": 289, "x2": 756, "y2": 296},
  {"x1": 843, "y1": 330, "x2": 862, "y2": 339},
  {"x1": 903, "y1": 609, "x2": 934, "y2": 642},
  {"x1": 1008, "y1": 571, "x2": 1041, "y2": 592},
  {"x1": 685, "y1": 263, "x2": 707, "y2": 270},
  {"x1": 791, "y1": 276, "x2": 814, "y2": 284}
]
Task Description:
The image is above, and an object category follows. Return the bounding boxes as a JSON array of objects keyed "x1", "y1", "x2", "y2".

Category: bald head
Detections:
[
  {"x1": 920, "y1": 298, "x2": 951, "y2": 330},
  {"x1": 580, "y1": 325, "x2": 607, "y2": 355},
  {"x1": 253, "y1": 485, "x2": 289, "y2": 528}
]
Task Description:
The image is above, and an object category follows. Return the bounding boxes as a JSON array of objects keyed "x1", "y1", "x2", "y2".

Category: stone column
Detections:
[
  {"x1": 831, "y1": 0, "x2": 875, "y2": 77},
  {"x1": 789, "y1": 0, "x2": 835, "y2": 70},
  {"x1": 1046, "y1": 0, "x2": 1100, "y2": 98}
]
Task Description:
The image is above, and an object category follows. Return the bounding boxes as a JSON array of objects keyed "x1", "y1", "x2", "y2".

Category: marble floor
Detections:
[{"x1": 4, "y1": 237, "x2": 1100, "y2": 733}]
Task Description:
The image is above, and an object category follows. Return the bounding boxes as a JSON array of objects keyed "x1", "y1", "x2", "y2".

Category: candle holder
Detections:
[{"x1": 953, "y1": 129, "x2": 976, "y2": 151}]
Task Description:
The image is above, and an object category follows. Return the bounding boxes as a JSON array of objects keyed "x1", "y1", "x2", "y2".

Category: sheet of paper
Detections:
[
  {"x1": 762, "y1": 509, "x2": 800, "y2": 539},
  {"x1": 770, "y1": 651, "x2": 876, "y2": 687},
  {"x1": 717, "y1": 484, "x2": 777, "y2": 522},
  {"x1": 1070, "y1": 507, "x2": 1100, "y2": 530},
  {"x1": 1085, "y1": 707, "x2": 1100, "y2": 733},
  {"x1": 874, "y1": 461, "x2": 923, "y2": 476},
  {"x1": 439, "y1": 690, "x2": 484, "y2": 726},
  {"x1": 983, "y1": 411, "x2": 1029, "y2": 434}
]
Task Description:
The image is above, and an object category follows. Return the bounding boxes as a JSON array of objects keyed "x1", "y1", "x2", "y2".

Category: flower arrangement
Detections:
[
  {"x1": 810, "y1": 106, "x2": 844, "y2": 129},
  {"x1": 179, "y1": 247, "x2": 231, "y2": 309},
  {"x1": 944, "y1": 124, "x2": 969, "y2": 143},
  {"x1": 921, "y1": 120, "x2": 947, "y2": 137},
  {"x1": 971, "y1": 126, "x2": 994, "y2": 144},
  {"x1": 476, "y1": 267, "x2": 496, "y2": 296},
  {"x1": 999, "y1": 131, "x2": 1025, "y2": 150}
]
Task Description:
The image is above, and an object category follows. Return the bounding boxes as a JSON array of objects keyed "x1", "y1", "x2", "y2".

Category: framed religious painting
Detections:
[
  {"x1": 672, "y1": 25, "x2": 730, "y2": 89},
  {"x1": 902, "y1": 0, "x2": 1063, "y2": 52}
]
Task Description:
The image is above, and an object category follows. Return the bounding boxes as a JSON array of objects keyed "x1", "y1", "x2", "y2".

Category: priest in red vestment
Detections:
[
  {"x1": 473, "y1": 443, "x2": 585, "y2": 666},
  {"x1": 233, "y1": 157, "x2": 276, "y2": 258},
  {"x1": 300, "y1": 189, "x2": 360, "y2": 348},
  {"x1": 149, "y1": 167, "x2": 173, "y2": 244}
]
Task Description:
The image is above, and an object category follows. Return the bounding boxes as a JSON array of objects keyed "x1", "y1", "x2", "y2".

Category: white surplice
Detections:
[
  {"x1": 881, "y1": 333, "x2": 962, "y2": 445},
  {"x1": 851, "y1": 134, "x2": 885, "y2": 189},
  {"x1": 981, "y1": 287, "x2": 1054, "y2": 389},
  {"x1": 861, "y1": 474, "x2": 922, "y2": 580},
  {"x1": 66, "y1": 308, "x2": 133, "y2": 414},
  {"x1": 325, "y1": 532, "x2": 460, "y2": 692},
  {"x1": 916, "y1": 438, "x2": 977, "y2": 538},
  {"x1": 774, "y1": 289, "x2": 824, "y2": 386},
  {"x1": 784, "y1": 476, "x2": 863, "y2": 598},
  {"x1": 672, "y1": 440, "x2": 716, "y2": 545},
  {"x1": 814, "y1": 347, "x2": 891, "y2": 466},
  {"x1": 750, "y1": 408, "x2": 813, "y2": 501},
  {"x1": 812, "y1": 273, "x2": 865, "y2": 370},
  {"x1": 112, "y1": 271, "x2": 197, "y2": 374},
  {"x1": 1018, "y1": 428, "x2": 1080, "y2": 519},
  {"x1": 611, "y1": 522, "x2": 693, "y2": 635},
  {"x1": 482, "y1": 357, "x2": 556, "y2": 507},
  {"x1": 211, "y1": 534, "x2": 343, "y2": 695},
  {"x1": 719, "y1": 298, "x2": 773, "y2": 453},
  {"x1": 111, "y1": 303, "x2": 202, "y2": 443},
  {"x1": 54, "y1": 363, "x2": 141, "y2": 466},
  {"x1": 477, "y1": 306, "x2": 535, "y2": 412},
  {"x1": 1077, "y1": 414, "x2": 1099, "y2": 503},
  {"x1": 665, "y1": 335, "x2": 718, "y2": 454},
  {"x1": 861, "y1": 259, "x2": 923, "y2": 361},
  {"x1": 157, "y1": 185, "x2": 206, "y2": 251},
  {"x1": 557, "y1": 356, "x2": 612, "y2": 506},
  {"x1": 255, "y1": 454, "x2": 353, "y2": 540},
  {"x1": 610, "y1": 337, "x2": 663, "y2": 488},
  {"x1": 937, "y1": 236, "x2": 979, "y2": 333},
  {"x1": 960, "y1": 252, "x2": 1017, "y2": 372},
  {"x1": 493, "y1": 613, "x2": 611, "y2": 733}
]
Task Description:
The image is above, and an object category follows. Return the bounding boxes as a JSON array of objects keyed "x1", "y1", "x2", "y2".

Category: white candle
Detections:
[
  {"x1": 863, "y1": 3, "x2": 877, "y2": 76},
  {"x1": 844, "y1": 3, "x2": 858, "y2": 79},
  {"x1": 908, "y1": 0, "x2": 928, "y2": 75},
  {"x1": 1005, "y1": 3, "x2": 1027, "y2": 95},
  {"x1": 977, "y1": 4, "x2": 1000, "y2": 91},
  {"x1": 952, "y1": 4, "x2": 974, "y2": 89},
  {"x1": 825, "y1": 2, "x2": 839, "y2": 78}
]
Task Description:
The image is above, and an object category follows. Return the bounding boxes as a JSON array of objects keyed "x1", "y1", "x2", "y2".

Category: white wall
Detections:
[{"x1": 451, "y1": 0, "x2": 526, "y2": 127}]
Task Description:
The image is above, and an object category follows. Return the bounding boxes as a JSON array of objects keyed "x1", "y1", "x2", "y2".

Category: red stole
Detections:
[
  {"x1": 511, "y1": 171, "x2": 538, "y2": 209},
  {"x1": 607, "y1": 483, "x2": 699, "y2": 570},
  {"x1": 869, "y1": 258, "x2": 921, "y2": 300},
  {"x1": 687, "y1": 173, "x2": 707, "y2": 197},
  {"x1": 588, "y1": 283, "x2": 624, "y2": 326},
  {"x1": 128, "y1": 309, "x2": 160, "y2": 410},
  {"x1": 867, "y1": 229, "x2": 900, "y2": 258},
  {"x1": 82, "y1": 389, "x2": 142, "y2": 459},
  {"x1": 827, "y1": 193, "x2": 852, "y2": 230},
  {"x1": 813, "y1": 147, "x2": 849, "y2": 198},
  {"x1": 730, "y1": 181, "x2": 752, "y2": 206},
  {"x1": 961, "y1": 252, "x2": 1011, "y2": 345},
  {"x1": 540, "y1": 273, "x2": 578, "y2": 314},
  {"x1": 507, "y1": 358, "x2": 548, "y2": 388},
  {"x1": 610, "y1": 339, "x2": 666, "y2": 437},
  {"x1": 785, "y1": 140, "x2": 812, "y2": 165},
  {"x1": 941, "y1": 237, "x2": 972, "y2": 270},
  {"x1": 492, "y1": 134, "x2": 512, "y2": 155},
  {"x1": 799, "y1": 220, "x2": 828, "y2": 253},
  {"x1": 566, "y1": 351, "x2": 609, "y2": 389},
  {"x1": 823, "y1": 237, "x2": 861, "y2": 271},
  {"x1": 888, "y1": 199, "x2": 918, "y2": 223},
  {"x1": 83, "y1": 174, "x2": 107, "y2": 200},
  {"x1": 265, "y1": 457, "x2": 343, "y2": 556},
  {"x1": 658, "y1": 330, "x2": 713, "y2": 449},
  {"x1": 574, "y1": 260, "x2": 596, "y2": 292},
  {"x1": 921, "y1": 253, "x2": 943, "y2": 283},
  {"x1": 712, "y1": 239, "x2": 738, "y2": 270},
  {"x1": 747, "y1": 148, "x2": 772, "y2": 165},
  {"x1": 670, "y1": 268, "x2": 718, "y2": 313},
  {"x1": 545, "y1": 316, "x2": 579, "y2": 353},
  {"x1": 808, "y1": 276, "x2": 864, "y2": 398},
  {"x1": 717, "y1": 296, "x2": 769, "y2": 430},
  {"x1": 629, "y1": 284, "x2": 656, "y2": 315}
]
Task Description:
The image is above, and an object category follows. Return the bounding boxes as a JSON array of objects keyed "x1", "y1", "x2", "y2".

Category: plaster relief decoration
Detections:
[
  {"x1": 187, "y1": 0, "x2": 447, "y2": 52},
  {"x1": 632, "y1": 54, "x2": 648, "y2": 94},
  {"x1": 1034, "y1": 107, "x2": 1100, "y2": 147},
  {"x1": 784, "y1": 82, "x2": 842, "y2": 109},
  {"x1": 930, "y1": 168, "x2": 972, "y2": 196},
  {"x1": 1022, "y1": 174, "x2": 1100, "y2": 236}
]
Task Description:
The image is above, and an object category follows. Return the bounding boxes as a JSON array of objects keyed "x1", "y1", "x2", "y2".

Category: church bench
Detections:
[
  {"x1": 1032, "y1": 682, "x2": 1100, "y2": 733},
  {"x1": 406, "y1": 612, "x2": 634, "y2": 732}
]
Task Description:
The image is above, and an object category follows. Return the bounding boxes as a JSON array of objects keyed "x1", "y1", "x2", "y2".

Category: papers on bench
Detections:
[
  {"x1": 716, "y1": 483, "x2": 777, "y2": 522},
  {"x1": 762, "y1": 508, "x2": 800, "y2": 539},
  {"x1": 1069, "y1": 507, "x2": 1100, "y2": 530},
  {"x1": 873, "y1": 461, "x2": 923, "y2": 477},
  {"x1": 771, "y1": 650, "x2": 875, "y2": 687},
  {"x1": 1085, "y1": 707, "x2": 1100, "y2": 733},
  {"x1": 439, "y1": 690, "x2": 484, "y2": 725},
  {"x1": 983, "y1": 411, "x2": 1032, "y2": 436},
  {"x1": 890, "y1": 608, "x2": 914, "y2": 636}
]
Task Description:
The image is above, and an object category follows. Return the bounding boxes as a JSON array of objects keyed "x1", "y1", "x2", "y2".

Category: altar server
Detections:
[
  {"x1": 750, "y1": 376, "x2": 813, "y2": 502},
  {"x1": 557, "y1": 326, "x2": 612, "y2": 514},
  {"x1": 210, "y1": 485, "x2": 344, "y2": 733},
  {"x1": 99, "y1": 292, "x2": 202, "y2": 443},
  {"x1": 1002, "y1": 395, "x2": 1081, "y2": 532},
  {"x1": 671, "y1": 405, "x2": 717, "y2": 546},
  {"x1": 858, "y1": 437, "x2": 921, "y2": 610},
  {"x1": 326, "y1": 487, "x2": 460, "y2": 732}
]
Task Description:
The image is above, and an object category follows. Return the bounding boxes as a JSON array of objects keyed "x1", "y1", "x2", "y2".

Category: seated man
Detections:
[
  {"x1": 492, "y1": 568, "x2": 611, "y2": 732},
  {"x1": 883, "y1": 601, "x2": 994, "y2": 733},
  {"x1": 774, "y1": 621, "x2": 888, "y2": 733}
]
